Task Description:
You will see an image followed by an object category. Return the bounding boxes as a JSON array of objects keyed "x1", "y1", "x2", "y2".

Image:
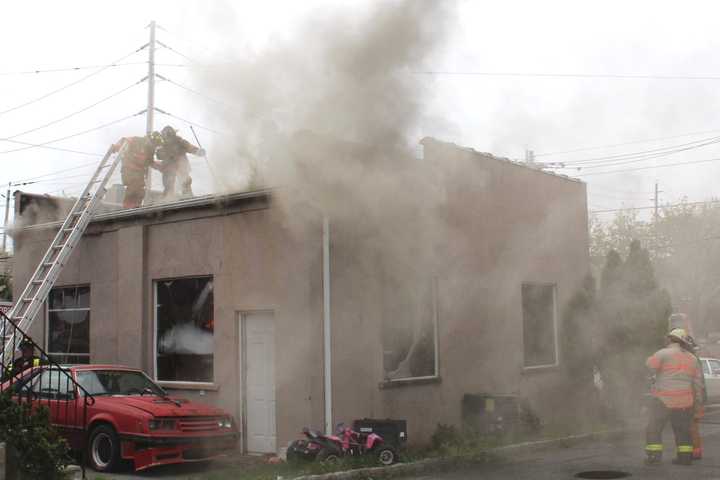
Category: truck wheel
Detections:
[
  {"x1": 88, "y1": 424, "x2": 121, "y2": 472},
  {"x1": 317, "y1": 448, "x2": 341, "y2": 463},
  {"x1": 376, "y1": 446, "x2": 398, "y2": 465}
]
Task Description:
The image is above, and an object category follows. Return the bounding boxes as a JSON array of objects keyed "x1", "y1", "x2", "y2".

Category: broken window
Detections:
[
  {"x1": 155, "y1": 277, "x2": 214, "y2": 383},
  {"x1": 382, "y1": 277, "x2": 438, "y2": 381},
  {"x1": 522, "y1": 283, "x2": 557, "y2": 368},
  {"x1": 47, "y1": 286, "x2": 90, "y2": 364}
]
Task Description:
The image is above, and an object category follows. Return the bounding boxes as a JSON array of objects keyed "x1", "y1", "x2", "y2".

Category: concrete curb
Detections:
[{"x1": 291, "y1": 428, "x2": 632, "y2": 480}]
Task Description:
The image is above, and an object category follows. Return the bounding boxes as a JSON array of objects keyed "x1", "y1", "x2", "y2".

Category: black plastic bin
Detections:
[{"x1": 353, "y1": 418, "x2": 407, "y2": 447}]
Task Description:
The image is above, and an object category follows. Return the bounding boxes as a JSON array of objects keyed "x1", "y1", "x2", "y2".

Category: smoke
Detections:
[{"x1": 197, "y1": 1, "x2": 456, "y2": 199}]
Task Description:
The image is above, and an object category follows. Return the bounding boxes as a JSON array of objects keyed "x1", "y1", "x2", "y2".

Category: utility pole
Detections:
[
  {"x1": 2, "y1": 183, "x2": 10, "y2": 253},
  {"x1": 144, "y1": 20, "x2": 157, "y2": 204},
  {"x1": 525, "y1": 149, "x2": 535, "y2": 164},
  {"x1": 652, "y1": 181, "x2": 662, "y2": 222}
]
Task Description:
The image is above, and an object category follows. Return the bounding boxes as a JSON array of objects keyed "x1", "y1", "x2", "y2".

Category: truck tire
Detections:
[{"x1": 88, "y1": 424, "x2": 121, "y2": 472}]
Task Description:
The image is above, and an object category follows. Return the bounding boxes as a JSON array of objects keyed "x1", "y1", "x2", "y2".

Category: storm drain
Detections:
[{"x1": 574, "y1": 472, "x2": 631, "y2": 479}]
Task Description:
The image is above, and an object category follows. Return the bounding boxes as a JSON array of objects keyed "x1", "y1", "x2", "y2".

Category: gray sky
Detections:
[{"x1": 2, "y1": 0, "x2": 720, "y2": 221}]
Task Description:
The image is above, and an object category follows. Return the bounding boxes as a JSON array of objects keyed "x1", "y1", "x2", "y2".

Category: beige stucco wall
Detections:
[{"x1": 12, "y1": 141, "x2": 590, "y2": 450}]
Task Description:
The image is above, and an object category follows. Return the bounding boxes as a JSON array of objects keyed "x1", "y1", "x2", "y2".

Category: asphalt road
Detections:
[{"x1": 416, "y1": 411, "x2": 720, "y2": 480}]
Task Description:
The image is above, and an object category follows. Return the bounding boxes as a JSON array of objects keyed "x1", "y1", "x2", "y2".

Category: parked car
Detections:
[
  {"x1": 700, "y1": 357, "x2": 720, "y2": 403},
  {"x1": 2, "y1": 364, "x2": 239, "y2": 472}
]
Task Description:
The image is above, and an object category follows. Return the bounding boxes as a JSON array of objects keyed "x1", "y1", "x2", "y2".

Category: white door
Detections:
[{"x1": 243, "y1": 312, "x2": 276, "y2": 453}]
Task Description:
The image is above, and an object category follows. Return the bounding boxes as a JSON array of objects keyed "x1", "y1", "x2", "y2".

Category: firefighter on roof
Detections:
[
  {"x1": 113, "y1": 132, "x2": 164, "y2": 209},
  {"x1": 156, "y1": 125, "x2": 205, "y2": 199}
]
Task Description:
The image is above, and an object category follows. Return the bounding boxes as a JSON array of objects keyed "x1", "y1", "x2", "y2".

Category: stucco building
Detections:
[{"x1": 11, "y1": 138, "x2": 589, "y2": 454}]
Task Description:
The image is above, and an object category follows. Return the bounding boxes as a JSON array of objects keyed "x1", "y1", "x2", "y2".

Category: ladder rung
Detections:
[
  {"x1": 21, "y1": 298, "x2": 32, "y2": 303},
  {"x1": 62, "y1": 228, "x2": 73, "y2": 232},
  {"x1": 52, "y1": 244, "x2": 65, "y2": 249},
  {"x1": 42, "y1": 262, "x2": 54, "y2": 267},
  {"x1": 31, "y1": 280, "x2": 42, "y2": 285}
]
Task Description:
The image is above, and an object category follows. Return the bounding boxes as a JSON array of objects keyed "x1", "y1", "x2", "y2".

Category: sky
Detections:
[{"x1": 2, "y1": 0, "x2": 720, "y2": 229}]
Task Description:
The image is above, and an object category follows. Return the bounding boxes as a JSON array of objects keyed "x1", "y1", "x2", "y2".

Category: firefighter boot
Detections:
[
  {"x1": 672, "y1": 452, "x2": 692, "y2": 466},
  {"x1": 645, "y1": 452, "x2": 662, "y2": 465}
]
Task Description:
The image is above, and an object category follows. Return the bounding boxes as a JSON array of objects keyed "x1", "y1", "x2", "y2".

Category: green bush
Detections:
[{"x1": 0, "y1": 391, "x2": 71, "y2": 479}]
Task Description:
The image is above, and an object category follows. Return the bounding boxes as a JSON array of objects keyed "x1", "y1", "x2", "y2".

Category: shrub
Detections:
[{"x1": 0, "y1": 391, "x2": 71, "y2": 479}]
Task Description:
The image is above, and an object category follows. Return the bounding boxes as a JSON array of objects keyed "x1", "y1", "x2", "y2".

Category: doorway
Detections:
[{"x1": 240, "y1": 311, "x2": 276, "y2": 453}]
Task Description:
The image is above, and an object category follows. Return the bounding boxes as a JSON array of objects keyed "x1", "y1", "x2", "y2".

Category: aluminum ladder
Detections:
[{"x1": 2, "y1": 143, "x2": 126, "y2": 359}]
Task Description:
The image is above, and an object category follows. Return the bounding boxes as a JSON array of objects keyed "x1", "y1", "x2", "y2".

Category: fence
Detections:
[{"x1": 0, "y1": 311, "x2": 95, "y2": 479}]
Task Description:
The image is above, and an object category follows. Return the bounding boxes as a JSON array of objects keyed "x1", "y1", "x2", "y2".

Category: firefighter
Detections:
[
  {"x1": 644, "y1": 328, "x2": 703, "y2": 466},
  {"x1": 156, "y1": 125, "x2": 205, "y2": 199},
  {"x1": 113, "y1": 132, "x2": 163, "y2": 209},
  {"x1": 2, "y1": 338, "x2": 41, "y2": 381},
  {"x1": 684, "y1": 334, "x2": 707, "y2": 459}
]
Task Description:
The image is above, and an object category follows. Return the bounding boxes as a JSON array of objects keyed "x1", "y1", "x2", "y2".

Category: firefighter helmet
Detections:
[
  {"x1": 668, "y1": 328, "x2": 690, "y2": 345},
  {"x1": 161, "y1": 125, "x2": 177, "y2": 139}
]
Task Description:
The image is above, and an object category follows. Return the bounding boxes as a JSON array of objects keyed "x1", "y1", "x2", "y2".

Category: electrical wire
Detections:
[
  {"x1": 1, "y1": 79, "x2": 146, "y2": 141},
  {"x1": 590, "y1": 199, "x2": 720, "y2": 214},
  {"x1": 577, "y1": 156, "x2": 720, "y2": 177},
  {"x1": 157, "y1": 74, "x2": 239, "y2": 112},
  {"x1": 10, "y1": 161, "x2": 100, "y2": 183},
  {"x1": 546, "y1": 136, "x2": 720, "y2": 168},
  {"x1": 156, "y1": 40, "x2": 198, "y2": 64},
  {"x1": 0, "y1": 46, "x2": 146, "y2": 117},
  {"x1": 414, "y1": 71, "x2": 720, "y2": 81},
  {"x1": 0, "y1": 112, "x2": 144, "y2": 154},
  {"x1": 0, "y1": 62, "x2": 147, "y2": 76},
  {"x1": 154, "y1": 108, "x2": 231, "y2": 136},
  {"x1": 535, "y1": 128, "x2": 720, "y2": 157}
]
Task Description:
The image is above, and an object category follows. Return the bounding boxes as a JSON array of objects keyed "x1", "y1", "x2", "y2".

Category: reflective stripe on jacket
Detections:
[{"x1": 647, "y1": 343, "x2": 702, "y2": 409}]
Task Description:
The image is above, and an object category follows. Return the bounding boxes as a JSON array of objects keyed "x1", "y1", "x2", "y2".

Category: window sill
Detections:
[
  {"x1": 157, "y1": 381, "x2": 219, "y2": 391},
  {"x1": 379, "y1": 376, "x2": 441, "y2": 389},
  {"x1": 521, "y1": 363, "x2": 560, "y2": 374}
]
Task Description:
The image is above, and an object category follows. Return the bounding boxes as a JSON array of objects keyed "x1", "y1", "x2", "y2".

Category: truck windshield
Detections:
[{"x1": 76, "y1": 370, "x2": 166, "y2": 397}]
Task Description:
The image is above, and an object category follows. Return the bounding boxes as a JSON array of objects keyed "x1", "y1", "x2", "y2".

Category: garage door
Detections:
[{"x1": 243, "y1": 312, "x2": 276, "y2": 453}]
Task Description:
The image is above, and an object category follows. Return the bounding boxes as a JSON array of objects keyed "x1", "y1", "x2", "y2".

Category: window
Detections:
[
  {"x1": 522, "y1": 283, "x2": 558, "y2": 368},
  {"x1": 47, "y1": 286, "x2": 90, "y2": 364},
  {"x1": 382, "y1": 277, "x2": 439, "y2": 381},
  {"x1": 155, "y1": 277, "x2": 214, "y2": 383},
  {"x1": 22, "y1": 369, "x2": 75, "y2": 400}
]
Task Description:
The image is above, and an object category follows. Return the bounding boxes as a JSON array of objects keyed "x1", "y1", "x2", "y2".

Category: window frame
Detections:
[
  {"x1": 45, "y1": 284, "x2": 91, "y2": 364},
  {"x1": 382, "y1": 276, "x2": 440, "y2": 385},
  {"x1": 153, "y1": 275, "x2": 215, "y2": 387},
  {"x1": 521, "y1": 282, "x2": 559, "y2": 370}
]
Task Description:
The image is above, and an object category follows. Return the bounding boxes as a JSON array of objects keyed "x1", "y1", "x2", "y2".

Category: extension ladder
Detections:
[{"x1": 2, "y1": 143, "x2": 126, "y2": 360}]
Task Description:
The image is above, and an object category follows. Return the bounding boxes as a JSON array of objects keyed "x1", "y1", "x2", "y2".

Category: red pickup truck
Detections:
[{"x1": 3, "y1": 364, "x2": 238, "y2": 472}]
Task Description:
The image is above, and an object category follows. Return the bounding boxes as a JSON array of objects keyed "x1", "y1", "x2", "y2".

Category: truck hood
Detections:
[{"x1": 95, "y1": 396, "x2": 226, "y2": 417}]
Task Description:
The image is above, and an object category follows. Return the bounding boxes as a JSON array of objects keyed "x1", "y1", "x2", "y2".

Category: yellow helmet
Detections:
[
  {"x1": 668, "y1": 328, "x2": 689, "y2": 345},
  {"x1": 148, "y1": 131, "x2": 164, "y2": 147}
]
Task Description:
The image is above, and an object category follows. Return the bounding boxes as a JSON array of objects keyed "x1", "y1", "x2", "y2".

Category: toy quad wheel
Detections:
[
  {"x1": 376, "y1": 445, "x2": 398, "y2": 465},
  {"x1": 317, "y1": 448, "x2": 341, "y2": 463}
]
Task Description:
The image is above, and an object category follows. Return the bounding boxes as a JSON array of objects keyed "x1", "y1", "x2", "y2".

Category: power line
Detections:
[
  {"x1": 536, "y1": 128, "x2": 720, "y2": 157},
  {"x1": 414, "y1": 71, "x2": 720, "y2": 81},
  {"x1": 10, "y1": 161, "x2": 100, "y2": 183},
  {"x1": 0, "y1": 61, "x2": 147, "y2": 76},
  {"x1": 154, "y1": 108, "x2": 231, "y2": 136},
  {"x1": 546, "y1": 136, "x2": 720, "y2": 168},
  {"x1": 157, "y1": 74, "x2": 239, "y2": 112},
  {"x1": 156, "y1": 40, "x2": 198, "y2": 65},
  {"x1": 590, "y1": 199, "x2": 720, "y2": 214},
  {"x1": 0, "y1": 112, "x2": 144, "y2": 155},
  {"x1": 0, "y1": 46, "x2": 146, "y2": 117},
  {"x1": 577, "y1": 156, "x2": 720, "y2": 177},
  {"x1": 1, "y1": 79, "x2": 145, "y2": 141}
]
